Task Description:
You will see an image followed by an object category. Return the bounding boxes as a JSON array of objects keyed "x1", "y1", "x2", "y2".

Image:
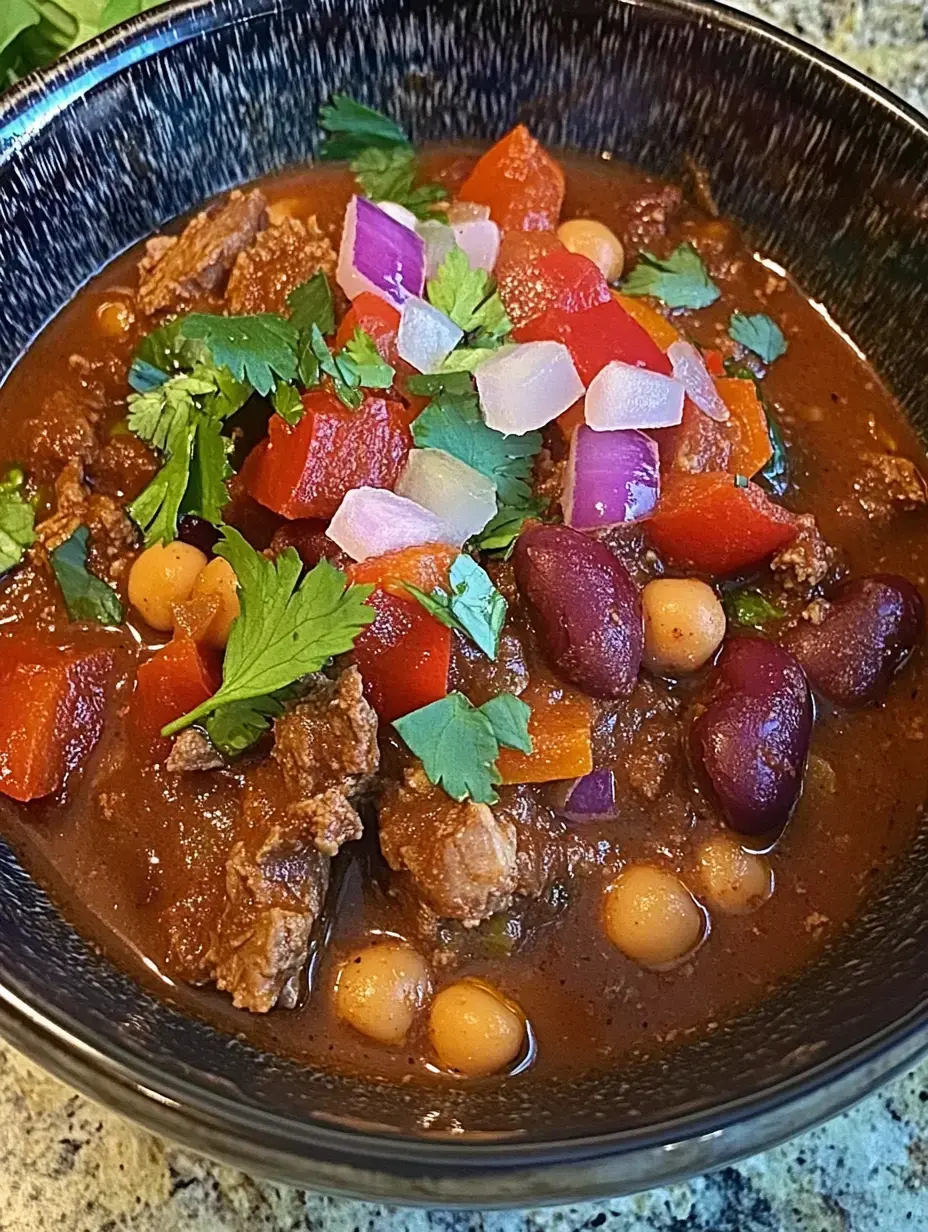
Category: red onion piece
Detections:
[
  {"x1": 563, "y1": 424, "x2": 660, "y2": 530},
  {"x1": 668, "y1": 340, "x2": 730, "y2": 422},
  {"x1": 327, "y1": 487, "x2": 459, "y2": 560},
  {"x1": 336, "y1": 196, "x2": 426, "y2": 308},
  {"x1": 560, "y1": 769, "x2": 618, "y2": 821},
  {"x1": 476, "y1": 342, "x2": 585, "y2": 434},
  {"x1": 585, "y1": 360, "x2": 685, "y2": 431}
]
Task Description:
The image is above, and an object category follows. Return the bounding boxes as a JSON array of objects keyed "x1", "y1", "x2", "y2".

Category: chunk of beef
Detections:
[
  {"x1": 593, "y1": 676, "x2": 683, "y2": 807},
  {"x1": 287, "y1": 787, "x2": 363, "y2": 857},
  {"x1": 771, "y1": 512, "x2": 834, "y2": 594},
  {"x1": 448, "y1": 628, "x2": 528, "y2": 706},
  {"x1": 614, "y1": 182, "x2": 682, "y2": 249},
  {"x1": 33, "y1": 459, "x2": 138, "y2": 580},
  {"x1": 496, "y1": 786, "x2": 571, "y2": 899},
  {"x1": 266, "y1": 520, "x2": 351, "y2": 571},
  {"x1": 166, "y1": 728, "x2": 224, "y2": 773},
  {"x1": 855, "y1": 451, "x2": 928, "y2": 518},
  {"x1": 23, "y1": 390, "x2": 99, "y2": 484},
  {"x1": 137, "y1": 189, "x2": 267, "y2": 315},
  {"x1": 225, "y1": 216, "x2": 337, "y2": 315},
  {"x1": 89, "y1": 433, "x2": 159, "y2": 503}
]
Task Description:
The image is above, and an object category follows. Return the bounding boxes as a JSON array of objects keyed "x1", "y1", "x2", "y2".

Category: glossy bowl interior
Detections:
[{"x1": 1, "y1": 0, "x2": 928, "y2": 1206}]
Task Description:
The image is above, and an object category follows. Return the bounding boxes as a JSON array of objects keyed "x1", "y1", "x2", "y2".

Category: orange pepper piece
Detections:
[
  {"x1": 347, "y1": 543, "x2": 457, "y2": 599},
  {"x1": 172, "y1": 591, "x2": 221, "y2": 643},
  {"x1": 611, "y1": 292, "x2": 681, "y2": 351},
  {"x1": 458, "y1": 124, "x2": 565, "y2": 231},
  {"x1": 557, "y1": 398, "x2": 585, "y2": 438},
  {"x1": 716, "y1": 377, "x2": 773, "y2": 478},
  {"x1": 497, "y1": 682, "x2": 593, "y2": 784}
]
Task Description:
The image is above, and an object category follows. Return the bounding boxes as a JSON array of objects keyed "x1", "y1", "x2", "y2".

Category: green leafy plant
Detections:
[
  {"x1": 50, "y1": 525, "x2": 124, "y2": 624},
  {"x1": 405, "y1": 554, "x2": 507, "y2": 659},
  {"x1": 622, "y1": 243, "x2": 720, "y2": 310}
]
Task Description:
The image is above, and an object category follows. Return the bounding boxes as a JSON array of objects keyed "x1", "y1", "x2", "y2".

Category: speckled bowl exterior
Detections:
[{"x1": 1, "y1": 0, "x2": 928, "y2": 1206}]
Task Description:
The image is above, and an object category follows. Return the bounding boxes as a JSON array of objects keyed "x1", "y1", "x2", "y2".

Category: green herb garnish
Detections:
[
  {"x1": 0, "y1": 467, "x2": 35, "y2": 574},
  {"x1": 393, "y1": 690, "x2": 531, "y2": 805},
  {"x1": 286, "y1": 270, "x2": 335, "y2": 338},
  {"x1": 351, "y1": 147, "x2": 448, "y2": 222},
  {"x1": 621, "y1": 243, "x2": 720, "y2": 310},
  {"x1": 203, "y1": 683, "x2": 306, "y2": 759},
  {"x1": 723, "y1": 357, "x2": 790, "y2": 497},
  {"x1": 723, "y1": 587, "x2": 786, "y2": 629},
  {"x1": 50, "y1": 526, "x2": 123, "y2": 625},
  {"x1": 319, "y1": 94, "x2": 410, "y2": 160},
  {"x1": 474, "y1": 498, "x2": 544, "y2": 554},
  {"x1": 427, "y1": 249, "x2": 511, "y2": 347},
  {"x1": 161, "y1": 527, "x2": 374, "y2": 737},
  {"x1": 405, "y1": 554, "x2": 506, "y2": 660},
  {"x1": 178, "y1": 314, "x2": 300, "y2": 397},
  {"x1": 271, "y1": 382, "x2": 304, "y2": 426},
  {"x1": 729, "y1": 312, "x2": 787, "y2": 364}
]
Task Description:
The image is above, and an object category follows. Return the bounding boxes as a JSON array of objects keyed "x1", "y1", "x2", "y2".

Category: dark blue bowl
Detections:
[{"x1": 1, "y1": 0, "x2": 928, "y2": 1205}]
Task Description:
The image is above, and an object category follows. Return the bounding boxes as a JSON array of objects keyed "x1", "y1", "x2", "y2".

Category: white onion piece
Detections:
[
  {"x1": 417, "y1": 220, "x2": 457, "y2": 279},
  {"x1": 668, "y1": 340, "x2": 730, "y2": 422},
  {"x1": 585, "y1": 360, "x2": 685, "y2": 431},
  {"x1": 476, "y1": 342, "x2": 585, "y2": 434},
  {"x1": 376, "y1": 200, "x2": 419, "y2": 230},
  {"x1": 396, "y1": 448, "x2": 497, "y2": 542},
  {"x1": 397, "y1": 297, "x2": 464, "y2": 373},
  {"x1": 451, "y1": 218, "x2": 500, "y2": 272},
  {"x1": 336, "y1": 196, "x2": 425, "y2": 308},
  {"x1": 447, "y1": 201, "x2": 491, "y2": 223},
  {"x1": 327, "y1": 488, "x2": 458, "y2": 561}
]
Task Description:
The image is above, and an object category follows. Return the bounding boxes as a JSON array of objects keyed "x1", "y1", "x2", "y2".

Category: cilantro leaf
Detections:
[
  {"x1": 411, "y1": 387, "x2": 540, "y2": 506},
  {"x1": 203, "y1": 683, "x2": 305, "y2": 759},
  {"x1": 271, "y1": 382, "x2": 304, "y2": 426},
  {"x1": 50, "y1": 526, "x2": 123, "y2": 625},
  {"x1": 161, "y1": 527, "x2": 375, "y2": 736},
  {"x1": 406, "y1": 371, "x2": 474, "y2": 398},
  {"x1": 128, "y1": 317, "x2": 210, "y2": 391},
  {"x1": 622, "y1": 244, "x2": 720, "y2": 310},
  {"x1": 300, "y1": 323, "x2": 393, "y2": 408},
  {"x1": 319, "y1": 94, "x2": 410, "y2": 161},
  {"x1": 340, "y1": 327, "x2": 394, "y2": 389},
  {"x1": 179, "y1": 314, "x2": 299, "y2": 396},
  {"x1": 722, "y1": 587, "x2": 786, "y2": 629},
  {"x1": 184, "y1": 415, "x2": 233, "y2": 526},
  {"x1": 437, "y1": 345, "x2": 499, "y2": 373},
  {"x1": 0, "y1": 467, "x2": 35, "y2": 574},
  {"x1": 474, "y1": 498, "x2": 544, "y2": 553},
  {"x1": 350, "y1": 146, "x2": 448, "y2": 222},
  {"x1": 427, "y1": 249, "x2": 511, "y2": 343},
  {"x1": 480, "y1": 693, "x2": 532, "y2": 754},
  {"x1": 392, "y1": 690, "x2": 531, "y2": 805},
  {"x1": 406, "y1": 554, "x2": 506, "y2": 660},
  {"x1": 286, "y1": 271, "x2": 335, "y2": 337},
  {"x1": 728, "y1": 311, "x2": 788, "y2": 364}
]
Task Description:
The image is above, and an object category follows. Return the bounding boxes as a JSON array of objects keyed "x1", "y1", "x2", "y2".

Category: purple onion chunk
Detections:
[
  {"x1": 563, "y1": 425, "x2": 660, "y2": 530},
  {"x1": 336, "y1": 196, "x2": 425, "y2": 308},
  {"x1": 561, "y1": 769, "x2": 618, "y2": 822}
]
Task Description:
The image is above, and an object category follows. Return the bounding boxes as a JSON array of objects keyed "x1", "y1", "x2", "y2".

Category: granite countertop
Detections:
[{"x1": 4, "y1": 2, "x2": 928, "y2": 1228}]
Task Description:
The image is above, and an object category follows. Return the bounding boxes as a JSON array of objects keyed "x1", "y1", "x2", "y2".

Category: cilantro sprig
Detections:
[
  {"x1": 622, "y1": 243, "x2": 720, "y2": 310},
  {"x1": 728, "y1": 311, "x2": 788, "y2": 364},
  {"x1": 50, "y1": 526, "x2": 124, "y2": 625},
  {"x1": 161, "y1": 527, "x2": 375, "y2": 737},
  {"x1": 203, "y1": 683, "x2": 306, "y2": 759},
  {"x1": 0, "y1": 467, "x2": 35, "y2": 574},
  {"x1": 179, "y1": 314, "x2": 300, "y2": 396},
  {"x1": 427, "y1": 249, "x2": 511, "y2": 350},
  {"x1": 475, "y1": 497, "x2": 545, "y2": 554},
  {"x1": 393, "y1": 691, "x2": 531, "y2": 805},
  {"x1": 405, "y1": 554, "x2": 506, "y2": 660},
  {"x1": 319, "y1": 94, "x2": 409, "y2": 160}
]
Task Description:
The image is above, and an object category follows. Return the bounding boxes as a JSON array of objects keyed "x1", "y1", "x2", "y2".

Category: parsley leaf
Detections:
[
  {"x1": 723, "y1": 587, "x2": 786, "y2": 629},
  {"x1": 728, "y1": 311, "x2": 788, "y2": 364},
  {"x1": 427, "y1": 249, "x2": 511, "y2": 343},
  {"x1": 474, "y1": 498, "x2": 544, "y2": 553},
  {"x1": 340, "y1": 327, "x2": 395, "y2": 389},
  {"x1": 271, "y1": 383, "x2": 304, "y2": 426},
  {"x1": 319, "y1": 94, "x2": 409, "y2": 161},
  {"x1": 161, "y1": 526, "x2": 375, "y2": 736},
  {"x1": 50, "y1": 526, "x2": 123, "y2": 625},
  {"x1": 286, "y1": 271, "x2": 335, "y2": 337},
  {"x1": 405, "y1": 554, "x2": 506, "y2": 659},
  {"x1": 301, "y1": 323, "x2": 394, "y2": 408},
  {"x1": 350, "y1": 146, "x2": 448, "y2": 223},
  {"x1": 437, "y1": 346, "x2": 500, "y2": 373},
  {"x1": 411, "y1": 385, "x2": 540, "y2": 507},
  {"x1": 0, "y1": 467, "x2": 35, "y2": 574},
  {"x1": 406, "y1": 372, "x2": 474, "y2": 398},
  {"x1": 393, "y1": 690, "x2": 531, "y2": 805},
  {"x1": 203, "y1": 683, "x2": 305, "y2": 759},
  {"x1": 179, "y1": 314, "x2": 299, "y2": 397},
  {"x1": 622, "y1": 244, "x2": 720, "y2": 310}
]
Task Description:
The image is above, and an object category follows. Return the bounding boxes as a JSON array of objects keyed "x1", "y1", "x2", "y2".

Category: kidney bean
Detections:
[
  {"x1": 176, "y1": 514, "x2": 220, "y2": 558},
  {"x1": 783, "y1": 574, "x2": 924, "y2": 707},
  {"x1": 690, "y1": 638, "x2": 812, "y2": 837},
  {"x1": 513, "y1": 524, "x2": 642, "y2": 698}
]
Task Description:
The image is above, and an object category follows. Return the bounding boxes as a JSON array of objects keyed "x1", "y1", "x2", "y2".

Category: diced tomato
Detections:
[
  {"x1": 716, "y1": 377, "x2": 773, "y2": 478},
  {"x1": 499, "y1": 246, "x2": 609, "y2": 329},
  {"x1": 458, "y1": 124, "x2": 565, "y2": 232},
  {"x1": 335, "y1": 292, "x2": 401, "y2": 363},
  {"x1": 132, "y1": 635, "x2": 221, "y2": 754},
  {"x1": 704, "y1": 349, "x2": 725, "y2": 377},
  {"x1": 246, "y1": 391, "x2": 412, "y2": 520},
  {"x1": 348, "y1": 543, "x2": 457, "y2": 598},
  {"x1": 611, "y1": 292, "x2": 681, "y2": 351},
  {"x1": 653, "y1": 397, "x2": 732, "y2": 475},
  {"x1": 352, "y1": 590, "x2": 450, "y2": 722},
  {"x1": 647, "y1": 472, "x2": 797, "y2": 575},
  {"x1": 0, "y1": 637, "x2": 113, "y2": 802},
  {"x1": 497, "y1": 681, "x2": 593, "y2": 784},
  {"x1": 515, "y1": 296, "x2": 671, "y2": 384}
]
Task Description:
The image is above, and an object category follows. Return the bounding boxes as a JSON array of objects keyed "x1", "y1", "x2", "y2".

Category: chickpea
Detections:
[
  {"x1": 604, "y1": 865, "x2": 705, "y2": 968},
  {"x1": 642, "y1": 578, "x2": 726, "y2": 676},
  {"x1": 127, "y1": 542, "x2": 208, "y2": 632},
  {"x1": 557, "y1": 218, "x2": 625, "y2": 282},
  {"x1": 696, "y1": 834, "x2": 772, "y2": 916},
  {"x1": 190, "y1": 557, "x2": 241, "y2": 648},
  {"x1": 429, "y1": 980, "x2": 525, "y2": 1077},
  {"x1": 96, "y1": 299, "x2": 134, "y2": 337},
  {"x1": 335, "y1": 942, "x2": 431, "y2": 1046}
]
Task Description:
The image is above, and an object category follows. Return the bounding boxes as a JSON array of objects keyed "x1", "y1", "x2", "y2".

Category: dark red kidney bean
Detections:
[
  {"x1": 783, "y1": 574, "x2": 924, "y2": 707},
  {"x1": 690, "y1": 638, "x2": 812, "y2": 837},
  {"x1": 176, "y1": 514, "x2": 220, "y2": 557},
  {"x1": 513, "y1": 524, "x2": 642, "y2": 698}
]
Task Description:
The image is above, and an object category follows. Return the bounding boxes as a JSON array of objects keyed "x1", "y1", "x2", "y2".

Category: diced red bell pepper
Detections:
[
  {"x1": 335, "y1": 292, "x2": 401, "y2": 364},
  {"x1": 0, "y1": 636, "x2": 113, "y2": 802},
  {"x1": 704, "y1": 349, "x2": 725, "y2": 377},
  {"x1": 246, "y1": 391, "x2": 412, "y2": 520},
  {"x1": 347, "y1": 543, "x2": 457, "y2": 598},
  {"x1": 352, "y1": 589, "x2": 450, "y2": 722},
  {"x1": 132, "y1": 635, "x2": 221, "y2": 754},
  {"x1": 458, "y1": 124, "x2": 565, "y2": 232},
  {"x1": 647, "y1": 472, "x2": 797, "y2": 575},
  {"x1": 515, "y1": 296, "x2": 671, "y2": 384},
  {"x1": 653, "y1": 397, "x2": 732, "y2": 475},
  {"x1": 499, "y1": 245, "x2": 610, "y2": 330}
]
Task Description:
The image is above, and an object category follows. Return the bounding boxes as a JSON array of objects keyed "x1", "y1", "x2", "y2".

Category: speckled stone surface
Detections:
[{"x1": 2, "y1": 2, "x2": 927, "y2": 1229}]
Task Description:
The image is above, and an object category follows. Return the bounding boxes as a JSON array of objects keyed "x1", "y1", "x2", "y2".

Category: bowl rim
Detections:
[{"x1": 2, "y1": 0, "x2": 928, "y2": 1186}]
